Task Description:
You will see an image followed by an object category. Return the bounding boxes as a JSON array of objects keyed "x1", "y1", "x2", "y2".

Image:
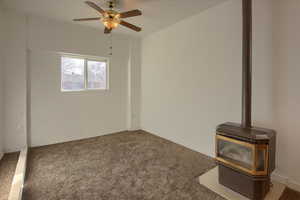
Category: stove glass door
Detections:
[{"x1": 216, "y1": 134, "x2": 268, "y2": 175}]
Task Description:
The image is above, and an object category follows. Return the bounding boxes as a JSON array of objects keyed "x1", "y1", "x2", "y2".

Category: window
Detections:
[
  {"x1": 87, "y1": 60, "x2": 107, "y2": 90},
  {"x1": 61, "y1": 55, "x2": 108, "y2": 91},
  {"x1": 61, "y1": 57, "x2": 85, "y2": 91}
]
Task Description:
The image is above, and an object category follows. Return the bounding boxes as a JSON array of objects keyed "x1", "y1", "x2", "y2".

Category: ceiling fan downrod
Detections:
[{"x1": 109, "y1": 1, "x2": 114, "y2": 9}]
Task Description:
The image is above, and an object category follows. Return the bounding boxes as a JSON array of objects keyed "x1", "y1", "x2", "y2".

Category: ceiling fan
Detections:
[{"x1": 73, "y1": 0, "x2": 142, "y2": 34}]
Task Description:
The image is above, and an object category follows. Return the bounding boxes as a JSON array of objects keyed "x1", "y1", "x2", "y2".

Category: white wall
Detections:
[
  {"x1": 252, "y1": 0, "x2": 274, "y2": 128},
  {"x1": 141, "y1": 0, "x2": 273, "y2": 156},
  {"x1": 2, "y1": 11, "x2": 28, "y2": 153},
  {"x1": 27, "y1": 17, "x2": 141, "y2": 147},
  {"x1": 0, "y1": 8, "x2": 5, "y2": 158},
  {"x1": 0, "y1": 10, "x2": 140, "y2": 150},
  {"x1": 127, "y1": 39, "x2": 141, "y2": 130},
  {"x1": 272, "y1": 0, "x2": 300, "y2": 190},
  {"x1": 29, "y1": 50, "x2": 127, "y2": 147},
  {"x1": 141, "y1": 0, "x2": 243, "y2": 156},
  {"x1": 28, "y1": 16, "x2": 133, "y2": 147}
]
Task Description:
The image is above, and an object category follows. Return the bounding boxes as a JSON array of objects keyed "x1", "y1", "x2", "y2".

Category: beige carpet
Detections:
[
  {"x1": 23, "y1": 130, "x2": 224, "y2": 200},
  {"x1": 0, "y1": 152, "x2": 19, "y2": 200}
]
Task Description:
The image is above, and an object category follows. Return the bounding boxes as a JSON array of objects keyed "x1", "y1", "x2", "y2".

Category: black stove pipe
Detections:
[{"x1": 242, "y1": 0, "x2": 252, "y2": 128}]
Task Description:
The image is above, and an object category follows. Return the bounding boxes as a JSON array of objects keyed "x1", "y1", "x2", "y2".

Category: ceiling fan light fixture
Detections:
[{"x1": 102, "y1": 10, "x2": 121, "y2": 29}]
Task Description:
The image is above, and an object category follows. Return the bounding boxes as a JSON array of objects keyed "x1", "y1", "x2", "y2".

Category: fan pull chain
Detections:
[{"x1": 109, "y1": 33, "x2": 113, "y2": 56}]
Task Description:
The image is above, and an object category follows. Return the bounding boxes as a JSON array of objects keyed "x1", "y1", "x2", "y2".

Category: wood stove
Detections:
[
  {"x1": 216, "y1": 123, "x2": 276, "y2": 199},
  {"x1": 215, "y1": 0, "x2": 276, "y2": 199}
]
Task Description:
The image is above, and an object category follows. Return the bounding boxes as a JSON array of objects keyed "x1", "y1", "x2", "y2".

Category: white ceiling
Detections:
[{"x1": 1, "y1": 0, "x2": 227, "y2": 37}]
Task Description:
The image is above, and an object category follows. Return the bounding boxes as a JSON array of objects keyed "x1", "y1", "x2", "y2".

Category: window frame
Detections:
[{"x1": 60, "y1": 53, "x2": 109, "y2": 92}]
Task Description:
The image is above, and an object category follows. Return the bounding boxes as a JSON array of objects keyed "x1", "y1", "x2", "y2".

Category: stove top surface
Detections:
[{"x1": 217, "y1": 122, "x2": 276, "y2": 143}]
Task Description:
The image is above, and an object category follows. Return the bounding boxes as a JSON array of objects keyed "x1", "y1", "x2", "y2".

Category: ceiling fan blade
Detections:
[
  {"x1": 120, "y1": 9, "x2": 142, "y2": 18},
  {"x1": 120, "y1": 20, "x2": 142, "y2": 32},
  {"x1": 104, "y1": 28, "x2": 112, "y2": 34},
  {"x1": 73, "y1": 17, "x2": 101, "y2": 21},
  {"x1": 85, "y1": 1, "x2": 105, "y2": 15}
]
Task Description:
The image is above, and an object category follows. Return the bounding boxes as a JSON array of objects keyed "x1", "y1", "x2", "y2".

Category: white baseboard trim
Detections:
[
  {"x1": 272, "y1": 172, "x2": 300, "y2": 192},
  {"x1": 8, "y1": 147, "x2": 28, "y2": 200},
  {"x1": 127, "y1": 128, "x2": 141, "y2": 131},
  {"x1": 272, "y1": 173, "x2": 288, "y2": 185},
  {"x1": 287, "y1": 180, "x2": 300, "y2": 193}
]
